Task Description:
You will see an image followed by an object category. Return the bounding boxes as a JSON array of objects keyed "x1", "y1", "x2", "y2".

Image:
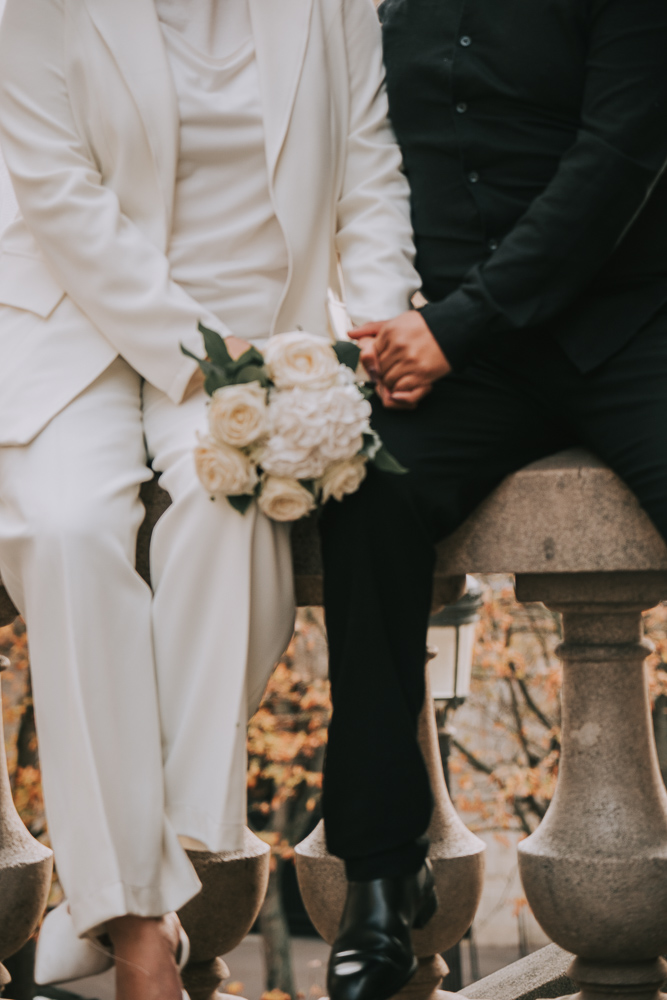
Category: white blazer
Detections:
[{"x1": 0, "y1": 0, "x2": 419, "y2": 445}]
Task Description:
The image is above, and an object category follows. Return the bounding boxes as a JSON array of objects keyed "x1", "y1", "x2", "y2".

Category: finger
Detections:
[
  {"x1": 391, "y1": 386, "x2": 432, "y2": 406},
  {"x1": 360, "y1": 351, "x2": 380, "y2": 382},
  {"x1": 375, "y1": 336, "x2": 410, "y2": 378},
  {"x1": 376, "y1": 382, "x2": 416, "y2": 410},
  {"x1": 226, "y1": 336, "x2": 253, "y2": 360},
  {"x1": 392, "y1": 374, "x2": 431, "y2": 394},
  {"x1": 385, "y1": 396, "x2": 418, "y2": 410},
  {"x1": 380, "y1": 357, "x2": 415, "y2": 391},
  {"x1": 376, "y1": 383, "x2": 398, "y2": 408},
  {"x1": 350, "y1": 322, "x2": 383, "y2": 340}
]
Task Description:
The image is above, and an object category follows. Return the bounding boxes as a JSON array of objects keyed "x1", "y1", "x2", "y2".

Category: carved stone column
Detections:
[
  {"x1": 178, "y1": 830, "x2": 270, "y2": 1000},
  {"x1": 295, "y1": 668, "x2": 485, "y2": 1000},
  {"x1": 515, "y1": 572, "x2": 667, "y2": 1000},
  {"x1": 0, "y1": 656, "x2": 53, "y2": 997}
]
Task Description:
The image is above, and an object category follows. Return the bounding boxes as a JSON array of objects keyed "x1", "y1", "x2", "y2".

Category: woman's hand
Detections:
[
  {"x1": 352, "y1": 312, "x2": 451, "y2": 391},
  {"x1": 184, "y1": 366, "x2": 206, "y2": 401},
  {"x1": 225, "y1": 336, "x2": 253, "y2": 360}
]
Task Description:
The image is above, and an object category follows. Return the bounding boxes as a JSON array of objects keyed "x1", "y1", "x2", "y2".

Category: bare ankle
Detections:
[{"x1": 108, "y1": 914, "x2": 183, "y2": 1000}]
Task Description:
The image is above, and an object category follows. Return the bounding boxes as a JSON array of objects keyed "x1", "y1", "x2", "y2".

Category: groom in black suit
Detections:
[{"x1": 321, "y1": 2, "x2": 667, "y2": 999}]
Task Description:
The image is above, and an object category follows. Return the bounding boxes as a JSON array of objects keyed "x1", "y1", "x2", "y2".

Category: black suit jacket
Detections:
[{"x1": 379, "y1": 0, "x2": 667, "y2": 373}]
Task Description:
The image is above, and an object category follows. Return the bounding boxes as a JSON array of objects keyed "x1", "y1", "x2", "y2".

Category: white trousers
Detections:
[{"x1": 0, "y1": 358, "x2": 295, "y2": 936}]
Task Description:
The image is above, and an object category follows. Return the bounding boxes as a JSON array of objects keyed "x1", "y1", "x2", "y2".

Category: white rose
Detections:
[
  {"x1": 194, "y1": 435, "x2": 258, "y2": 496},
  {"x1": 258, "y1": 436, "x2": 329, "y2": 481},
  {"x1": 258, "y1": 384, "x2": 372, "y2": 480},
  {"x1": 320, "y1": 456, "x2": 368, "y2": 503},
  {"x1": 258, "y1": 476, "x2": 317, "y2": 522},
  {"x1": 264, "y1": 332, "x2": 340, "y2": 390},
  {"x1": 208, "y1": 382, "x2": 268, "y2": 449},
  {"x1": 316, "y1": 384, "x2": 372, "y2": 464}
]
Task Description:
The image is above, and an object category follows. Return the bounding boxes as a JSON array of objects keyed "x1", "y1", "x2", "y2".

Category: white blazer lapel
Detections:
[
  {"x1": 249, "y1": 0, "x2": 315, "y2": 178},
  {"x1": 83, "y1": 0, "x2": 179, "y2": 223}
]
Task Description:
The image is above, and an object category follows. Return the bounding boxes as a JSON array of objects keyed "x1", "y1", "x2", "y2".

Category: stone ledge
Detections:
[
  {"x1": 438, "y1": 449, "x2": 667, "y2": 576},
  {"x1": 458, "y1": 944, "x2": 576, "y2": 1000},
  {"x1": 2, "y1": 448, "x2": 667, "y2": 626}
]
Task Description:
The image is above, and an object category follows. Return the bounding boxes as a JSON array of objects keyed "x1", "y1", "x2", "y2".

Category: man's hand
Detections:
[
  {"x1": 352, "y1": 312, "x2": 451, "y2": 392},
  {"x1": 184, "y1": 366, "x2": 205, "y2": 401},
  {"x1": 352, "y1": 333, "x2": 429, "y2": 408},
  {"x1": 375, "y1": 380, "x2": 433, "y2": 409}
]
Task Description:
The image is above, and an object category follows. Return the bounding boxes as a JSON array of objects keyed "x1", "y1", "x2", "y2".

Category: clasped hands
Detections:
[
  {"x1": 185, "y1": 322, "x2": 450, "y2": 411},
  {"x1": 351, "y1": 311, "x2": 451, "y2": 410}
]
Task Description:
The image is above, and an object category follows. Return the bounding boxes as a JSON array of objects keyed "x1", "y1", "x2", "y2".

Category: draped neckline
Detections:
[{"x1": 154, "y1": 0, "x2": 252, "y2": 61}]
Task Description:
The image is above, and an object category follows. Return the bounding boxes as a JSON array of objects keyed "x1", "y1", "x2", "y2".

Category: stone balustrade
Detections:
[{"x1": 1, "y1": 448, "x2": 667, "y2": 1000}]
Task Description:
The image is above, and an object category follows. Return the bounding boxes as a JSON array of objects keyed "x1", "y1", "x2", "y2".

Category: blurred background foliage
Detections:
[{"x1": 3, "y1": 583, "x2": 667, "y2": 997}]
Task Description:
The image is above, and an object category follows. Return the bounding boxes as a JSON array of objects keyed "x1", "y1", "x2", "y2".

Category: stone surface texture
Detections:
[
  {"x1": 3, "y1": 448, "x2": 667, "y2": 998},
  {"x1": 178, "y1": 831, "x2": 270, "y2": 1000},
  {"x1": 0, "y1": 660, "x2": 53, "y2": 996},
  {"x1": 514, "y1": 573, "x2": 667, "y2": 1000},
  {"x1": 459, "y1": 944, "x2": 575, "y2": 1000},
  {"x1": 295, "y1": 670, "x2": 486, "y2": 1000},
  {"x1": 6, "y1": 446, "x2": 666, "y2": 623},
  {"x1": 437, "y1": 449, "x2": 667, "y2": 575}
]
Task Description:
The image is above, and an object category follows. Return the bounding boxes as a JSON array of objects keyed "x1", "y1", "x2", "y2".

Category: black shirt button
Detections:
[
  {"x1": 468, "y1": 171, "x2": 480, "y2": 183},
  {"x1": 456, "y1": 102, "x2": 468, "y2": 113},
  {"x1": 488, "y1": 238, "x2": 499, "y2": 251},
  {"x1": 460, "y1": 35, "x2": 472, "y2": 47}
]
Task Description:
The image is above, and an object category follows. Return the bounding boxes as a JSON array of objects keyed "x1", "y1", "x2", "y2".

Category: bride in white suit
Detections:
[{"x1": 0, "y1": 0, "x2": 418, "y2": 996}]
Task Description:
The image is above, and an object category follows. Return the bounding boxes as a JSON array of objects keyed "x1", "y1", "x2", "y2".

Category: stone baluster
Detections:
[
  {"x1": 0, "y1": 655, "x2": 53, "y2": 997},
  {"x1": 295, "y1": 664, "x2": 486, "y2": 1000},
  {"x1": 177, "y1": 831, "x2": 270, "y2": 1000},
  {"x1": 515, "y1": 571, "x2": 667, "y2": 1000}
]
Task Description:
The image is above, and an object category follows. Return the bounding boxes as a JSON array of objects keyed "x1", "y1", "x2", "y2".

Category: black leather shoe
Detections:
[{"x1": 327, "y1": 860, "x2": 438, "y2": 1000}]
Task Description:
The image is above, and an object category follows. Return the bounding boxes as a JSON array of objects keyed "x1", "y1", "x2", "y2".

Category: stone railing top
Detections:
[
  {"x1": 459, "y1": 943, "x2": 575, "y2": 1000},
  {"x1": 295, "y1": 448, "x2": 667, "y2": 603},
  {"x1": 437, "y1": 447, "x2": 667, "y2": 577},
  {"x1": 1, "y1": 448, "x2": 666, "y2": 625}
]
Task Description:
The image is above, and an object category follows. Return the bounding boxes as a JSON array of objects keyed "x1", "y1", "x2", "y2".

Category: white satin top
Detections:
[{"x1": 156, "y1": 0, "x2": 288, "y2": 342}]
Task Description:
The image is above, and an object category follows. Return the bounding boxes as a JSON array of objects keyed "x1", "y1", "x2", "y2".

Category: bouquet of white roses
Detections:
[{"x1": 182, "y1": 325, "x2": 406, "y2": 522}]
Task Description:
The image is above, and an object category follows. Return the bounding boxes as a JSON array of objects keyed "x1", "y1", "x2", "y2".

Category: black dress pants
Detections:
[{"x1": 319, "y1": 310, "x2": 667, "y2": 881}]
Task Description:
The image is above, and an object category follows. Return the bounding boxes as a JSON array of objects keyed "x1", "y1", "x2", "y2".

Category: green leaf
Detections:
[
  {"x1": 204, "y1": 370, "x2": 231, "y2": 395},
  {"x1": 227, "y1": 494, "x2": 254, "y2": 515},
  {"x1": 181, "y1": 343, "x2": 206, "y2": 364},
  {"x1": 234, "y1": 365, "x2": 271, "y2": 387},
  {"x1": 361, "y1": 430, "x2": 382, "y2": 459},
  {"x1": 199, "y1": 323, "x2": 233, "y2": 369},
  {"x1": 372, "y1": 445, "x2": 408, "y2": 475},
  {"x1": 228, "y1": 345, "x2": 266, "y2": 371},
  {"x1": 359, "y1": 384, "x2": 375, "y2": 401},
  {"x1": 332, "y1": 340, "x2": 361, "y2": 371},
  {"x1": 182, "y1": 343, "x2": 229, "y2": 394}
]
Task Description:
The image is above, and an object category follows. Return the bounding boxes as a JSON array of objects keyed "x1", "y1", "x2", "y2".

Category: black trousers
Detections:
[{"x1": 319, "y1": 310, "x2": 667, "y2": 881}]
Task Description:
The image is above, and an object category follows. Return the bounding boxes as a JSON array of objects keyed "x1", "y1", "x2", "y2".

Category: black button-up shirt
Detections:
[{"x1": 379, "y1": 0, "x2": 667, "y2": 372}]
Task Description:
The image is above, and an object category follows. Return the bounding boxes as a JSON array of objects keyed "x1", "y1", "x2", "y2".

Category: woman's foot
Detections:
[{"x1": 107, "y1": 912, "x2": 184, "y2": 1000}]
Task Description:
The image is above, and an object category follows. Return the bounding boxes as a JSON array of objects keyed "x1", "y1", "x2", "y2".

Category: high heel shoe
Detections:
[
  {"x1": 34, "y1": 901, "x2": 190, "y2": 988},
  {"x1": 327, "y1": 860, "x2": 438, "y2": 1000},
  {"x1": 34, "y1": 902, "x2": 114, "y2": 985}
]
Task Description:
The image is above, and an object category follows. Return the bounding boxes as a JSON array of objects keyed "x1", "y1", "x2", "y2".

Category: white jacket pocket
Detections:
[{"x1": 0, "y1": 251, "x2": 66, "y2": 318}]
